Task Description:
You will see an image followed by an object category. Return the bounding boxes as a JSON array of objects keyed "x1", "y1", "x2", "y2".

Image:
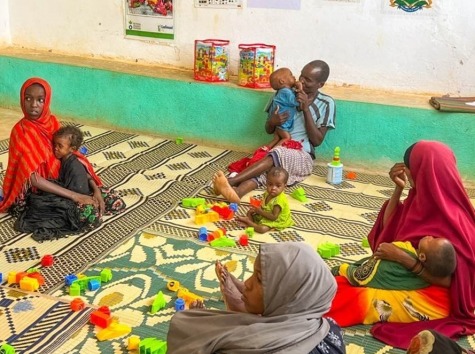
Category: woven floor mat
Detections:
[{"x1": 0, "y1": 285, "x2": 94, "y2": 354}]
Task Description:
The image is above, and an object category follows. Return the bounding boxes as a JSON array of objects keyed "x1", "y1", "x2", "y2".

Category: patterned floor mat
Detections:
[{"x1": 0, "y1": 285, "x2": 94, "y2": 354}]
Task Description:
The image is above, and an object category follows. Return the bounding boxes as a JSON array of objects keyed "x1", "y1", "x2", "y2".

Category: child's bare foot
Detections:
[
  {"x1": 215, "y1": 260, "x2": 246, "y2": 312},
  {"x1": 212, "y1": 171, "x2": 240, "y2": 203},
  {"x1": 189, "y1": 300, "x2": 206, "y2": 309},
  {"x1": 235, "y1": 215, "x2": 252, "y2": 227}
]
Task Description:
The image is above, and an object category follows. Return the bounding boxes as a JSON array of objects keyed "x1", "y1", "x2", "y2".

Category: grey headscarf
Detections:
[{"x1": 167, "y1": 242, "x2": 337, "y2": 354}]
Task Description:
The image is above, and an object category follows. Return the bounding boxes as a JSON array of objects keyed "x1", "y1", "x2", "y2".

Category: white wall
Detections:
[
  {"x1": 0, "y1": 0, "x2": 10, "y2": 45},
  {"x1": 4, "y1": 0, "x2": 475, "y2": 95}
]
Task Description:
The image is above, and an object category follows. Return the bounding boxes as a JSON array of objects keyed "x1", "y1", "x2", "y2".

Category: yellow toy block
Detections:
[
  {"x1": 7, "y1": 272, "x2": 17, "y2": 284},
  {"x1": 96, "y1": 322, "x2": 131, "y2": 341},
  {"x1": 167, "y1": 280, "x2": 180, "y2": 292},
  {"x1": 177, "y1": 288, "x2": 204, "y2": 306},
  {"x1": 128, "y1": 335, "x2": 141, "y2": 350},
  {"x1": 19, "y1": 277, "x2": 40, "y2": 291},
  {"x1": 194, "y1": 210, "x2": 219, "y2": 224}
]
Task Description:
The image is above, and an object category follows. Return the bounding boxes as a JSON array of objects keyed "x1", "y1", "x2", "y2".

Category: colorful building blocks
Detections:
[
  {"x1": 0, "y1": 343, "x2": 15, "y2": 354},
  {"x1": 210, "y1": 237, "x2": 236, "y2": 248},
  {"x1": 96, "y1": 322, "x2": 132, "y2": 341},
  {"x1": 211, "y1": 205, "x2": 234, "y2": 220},
  {"x1": 90, "y1": 307, "x2": 112, "y2": 328},
  {"x1": 70, "y1": 298, "x2": 86, "y2": 311},
  {"x1": 167, "y1": 280, "x2": 180, "y2": 292},
  {"x1": 150, "y1": 291, "x2": 166, "y2": 314},
  {"x1": 194, "y1": 210, "x2": 220, "y2": 224},
  {"x1": 87, "y1": 279, "x2": 101, "y2": 291},
  {"x1": 177, "y1": 288, "x2": 204, "y2": 307},
  {"x1": 19, "y1": 277, "x2": 39, "y2": 291},
  {"x1": 198, "y1": 227, "x2": 208, "y2": 241},
  {"x1": 128, "y1": 336, "x2": 141, "y2": 350},
  {"x1": 70, "y1": 276, "x2": 102, "y2": 292},
  {"x1": 245, "y1": 227, "x2": 255, "y2": 238},
  {"x1": 239, "y1": 235, "x2": 249, "y2": 246},
  {"x1": 182, "y1": 197, "x2": 206, "y2": 208},
  {"x1": 7, "y1": 272, "x2": 17, "y2": 284},
  {"x1": 15, "y1": 272, "x2": 28, "y2": 283},
  {"x1": 317, "y1": 242, "x2": 341, "y2": 259},
  {"x1": 291, "y1": 187, "x2": 308, "y2": 202},
  {"x1": 64, "y1": 274, "x2": 78, "y2": 286},
  {"x1": 100, "y1": 268, "x2": 113, "y2": 283},
  {"x1": 229, "y1": 203, "x2": 238, "y2": 212},
  {"x1": 139, "y1": 338, "x2": 167, "y2": 354},
  {"x1": 26, "y1": 272, "x2": 45, "y2": 286},
  {"x1": 41, "y1": 255, "x2": 54, "y2": 267}
]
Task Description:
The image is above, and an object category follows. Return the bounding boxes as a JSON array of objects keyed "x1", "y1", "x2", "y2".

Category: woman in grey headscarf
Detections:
[{"x1": 167, "y1": 242, "x2": 345, "y2": 354}]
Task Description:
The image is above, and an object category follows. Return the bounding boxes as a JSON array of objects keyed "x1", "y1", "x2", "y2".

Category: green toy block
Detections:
[
  {"x1": 139, "y1": 338, "x2": 167, "y2": 354},
  {"x1": 150, "y1": 291, "x2": 166, "y2": 314},
  {"x1": 175, "y1": 137, "x2": 183, "y2": 144},
  {"x1": 362, "y1": 237, "x2": 370, "y2": 248},
  {"x1": 100, "y1": 268, "x2": 113, "y2": 282},
  {"x1": 69, "y1": 283, "x2": 81, "y2": 296},
  {"x1": 182, "y1": 197, "x2": 206, "y2": 208},
  {"x1": 245, "y1": 227, "x2": 254, "y2": 238},
  {"x1": 210, "y1": 237, "x2": 236, "y2": 248},
  {"x1": 0, "y1": 343, "x2": 16, "y2": 354},
  {"x1": 317, "y1": 242, "x2": 340, "y2": 259},
  {"x1": 291, "y1": 187, "x2": 308, "y2": 202}
]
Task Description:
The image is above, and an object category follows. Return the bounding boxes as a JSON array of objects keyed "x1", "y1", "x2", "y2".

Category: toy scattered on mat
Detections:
[
  {"x1": 346, "y1": 171, "x2": 357, "y2": 180},
  {"x1": 317, "y1": 242, "x2": 341, "y2": 259},
  {"x1": 65, "y1": 268, "x2": 112, "y2": 296},
  {"x1": 96, "y1": 322, "x2": 131, "y2": 341},
  {"x1": 150, "y1": 291, "x2": 167, "y2": 314},
  {"x1": 362, "y1": 237, "x2": 370, "y2": 248},
  {"x1": 327, "y1": 146, "x2": 343, "y2": 185},
  {"x1": 7, "y1": 269, "x2": 45, "y2": 291},
  {"x1": 138, "y1": 337, "x2": 167, "y2": 354},
  {"x1": 245, "y1": 227, "x2": 255, "y2": 238},
  {"x1": 0, "y1": 343, "x2": 15, "y2": 354},
  {"x1": 181, "y1": 197, "x2": 206, "y2": 208},
  {"x1": 70, "y1": 298, "x2": 86, "y2": 311},
  {"x1": 291, "y1": 187, "x2": 308, "y2": 202}
]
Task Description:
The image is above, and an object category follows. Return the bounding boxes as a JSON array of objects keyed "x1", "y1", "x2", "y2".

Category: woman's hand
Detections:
[
  {"x1": 93, "y1": 189, "x2": 106, "y2": 217},
  {"x1": 73, "y1": 192, "x2": 99, "y2": 207},
  {"x1": 389, "y1": 163, "x2": 407, "y2": 189},
  {"x1": 373, "y1": 242, "x2": 406, "y2": 262}
]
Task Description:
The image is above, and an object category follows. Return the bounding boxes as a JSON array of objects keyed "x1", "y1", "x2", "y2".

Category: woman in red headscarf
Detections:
[
  {"x1": 327, "y1": 141, "x2": 475, "y2": 350},
  {"x1": 0, "y1": 78, "x2": 100, "y2": 214}
]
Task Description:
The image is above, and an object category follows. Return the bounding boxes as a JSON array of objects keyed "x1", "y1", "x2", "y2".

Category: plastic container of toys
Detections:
[{"x1": 194, "y1": 39, "x2": 230, "y2": 82}]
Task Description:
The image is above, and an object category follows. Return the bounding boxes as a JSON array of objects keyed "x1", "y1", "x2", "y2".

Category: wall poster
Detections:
[{"x1": 124, "y1": 0, "x2": 174, "y2": 40}]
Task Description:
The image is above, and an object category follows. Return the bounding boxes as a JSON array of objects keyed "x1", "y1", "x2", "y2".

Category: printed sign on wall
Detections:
[
  {"x1": 389, "y1": 0, "x2": 432, "y2": 12},
  {"x1": 124, "y1": 0, "x2": 174, "y2": 40}
]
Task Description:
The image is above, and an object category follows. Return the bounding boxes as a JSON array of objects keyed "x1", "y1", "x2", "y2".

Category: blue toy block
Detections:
[
  {"x1": 64, "y1": 274, "x2": 78, "y2": 286},
  {"x1": 175, "y1": 298, "x2": 185, "y2": 311},
  {"x1": 198, "y1": 227, "x2": 208, "y2": 241},
  {"x1": 88, "y1": 279, "x2": 101, "y2": 291},
  {"x1": 0, "y1": 272, "x2": 3, "y2": 283},
  {"x1": 229, "y1": 203, "x2": 238, "y2": 212}
]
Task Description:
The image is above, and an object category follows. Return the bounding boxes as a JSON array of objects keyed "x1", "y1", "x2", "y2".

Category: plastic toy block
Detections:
[
  {"x1": 87, "y1": 279, "x2": 101, "y2": 291},
  {"x1": 16, "y1": 272, "x2": 28, "y2": 283},
  {"x1": 0, "y1": 273, "x2": 2, "y2": 283},
  {"x1": 182, "y1": 197, "x2": 206, "y2": 208},
  {"x1": 245, "y1": 227, "x2": 255, "y2": 238},
  {"x1": 167, "y1": 280, "x2": 180, "y2": 292},
  {"x1": 70, "y1": 298, "x2": 85, "y2": 311},
  {"x1": 249, "y1": 197, "x2": 262, "y2": 208},
  {"x1": 174, "y1": 298, "x2": 185, "y2": 311},
  {"x1": 139, "y1": 338, "x2": 167, "y2": 354},
  {"x1": 239, "y1": 235, "x2": 249, "y2": 246},
  {"x1": 19, "y1": 277, "x2": 39, "y2": 291},
  {"x1": 100, "y1": 268, "x2": 113, "y2": 283},
  {"x1": 211, "y1": 229, "x2": 224, "y2": 239},
  {"x1": 317, "y1": 243, "x2": 341, "y2": 259},
  {"x1": 198, "y1": 227, "x2": 208, "y2": 241},
  {"x1": 64, "y1": 274, "x2": 78, "y2": 286},
  {"x1": 175, "y1": 137, "x2": 183, "y2": 144},
  {"x1": 194, "y1": 210, "x2": 220, "y2": 224},
  {"x1": 71, "y1": 276, "x2": 102, "y2": 291},
  {"x1": 177, "y1": 288, "x2": 204, "y2": 307},
  {"x1": 291, "y1": 187, "x2": 308, "y2": 202},
  {"x1": 211, "y1": 205, "x2": 234, "y2": 220},
  {"x1": 41, "y1": 255, "x2": 54, "y2": 267},
  {"x1": 26, "y1": 268, "x2": 39, "y2": 274},
  {"x1": 27, "y1": 272, "x2": 45, "y2": 286},
  {"x1": 96, "y1": 322, "x2": 132, "y2": 341},
  {"x1": 128, "y1": 336, "x2": 141, "y2": 350},
  {"x1": 229, "y1": 203, "x2": 238, "y2": 212},
  {"x1": 150, "y1": 291, "x2": 166, "y2": 314},
  {"x1": 90, "y1": 309, "x2": 112, "y2": 328},
  {"x1": 7, "y1": 272, "x2": 17, "y2": 284},
  {"x1": 69, "y1": 283, "x2": 81, "y2": 296},
  {"x1": 362, "y1": 237, "x2": 370, "y2": 248},
  {"x1": 346, "y1": 171, "x2": 357, "y2": 180},
  {"x1": 79, "y1": 146, "x2": 88, "y2": 155},
  {"x1": 210, "y1": 237, "x2": 236, "y2": 248},
  {"x1": 98, "y1": 306, "x2": 111, "y2": 315},
  {"x1": 0, "y1": 343, "x2": 15, "y2": 354}
]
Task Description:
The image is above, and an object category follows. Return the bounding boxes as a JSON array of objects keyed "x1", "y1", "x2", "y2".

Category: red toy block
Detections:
[
  {"x1": 70, "y1": 298, "x2": 85, "y2": 311},
  {"x1": 16, "y1": 272, "x2": 28, "y2": 283},
  {"x1": 98, "y1": 306, "x2": 111, "y2": 316},
  {"x1": 249, "y1": 197, "x2": 262, "y2": 208},
  {"x1": 41, "y1": 255, "x2": 54, "y2": 267},
  {"x1": 239, "y1": 235, "x2": 249, "y2": 246},
  {"x1": 90, "y1": 309, "x2": 112, "y2": 328}
]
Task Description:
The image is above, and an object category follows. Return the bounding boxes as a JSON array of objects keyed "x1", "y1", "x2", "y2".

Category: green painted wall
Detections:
[{"x1": 1, "y1": 55, "x2": 474, "y2": 180}]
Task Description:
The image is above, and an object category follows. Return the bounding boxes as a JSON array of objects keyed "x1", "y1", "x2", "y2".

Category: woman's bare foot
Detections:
[
  {"x1": 212, "y1": 171, "x2": 241, "y2": 203},
  {"x1": 215, "y1": 260, "x2": 246, "y2": 312},
  {"x1": 189, "y1": 300, "x2": 206, "y2": 309}
]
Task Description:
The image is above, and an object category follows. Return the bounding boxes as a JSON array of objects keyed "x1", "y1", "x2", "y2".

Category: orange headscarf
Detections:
[{"x1": 0, "y1": 78, "x2": 61, "y2": 212}]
